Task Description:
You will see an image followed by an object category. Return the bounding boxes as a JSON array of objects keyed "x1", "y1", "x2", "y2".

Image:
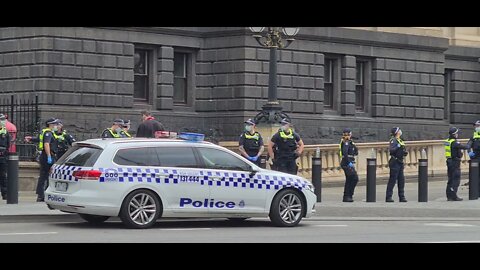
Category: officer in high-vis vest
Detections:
[
  {"x1": 268, "y1": 118, "x2": 304, "y2": 175},
  {"x1": 238, "y1": 119, "x2": 264, "y2": 166},
  {"x1": 467, "y1": 120, "x2": 480, "y2": 160},
  {"x1": 121, "y1": 120, "x2": 132, "y2": 138},
  {"x1": 54, "y1": 120, "x2": 76, "y2": 160},
  {"x1": 34, "y1": 118, "x2": 60, "y2": 202},
  {"x1": 339, "y1": 128, "x2": 359, "y2": 202},
  {"x1": 386, "y1": 127, "x2": 408, "y2": 203},
  {"x1": 101, "y1": 119, "x2": 126, "y2": 138},
  {"x1": 445, "y1": 127, "x2": 468, "y2": 201},
  {"x1": 0, "y1": 114, "x2": 11, "y2": 200}
]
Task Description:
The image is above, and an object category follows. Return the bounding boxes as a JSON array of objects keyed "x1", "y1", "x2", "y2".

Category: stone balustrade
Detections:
[{"x1": 219, "y1": 139, "x2": 471, "y2": 183}]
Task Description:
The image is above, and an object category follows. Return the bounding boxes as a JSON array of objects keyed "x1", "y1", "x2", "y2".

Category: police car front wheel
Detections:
[
  {"x1": 79, "y1": 214, "x2": 110, "y2": 224},
  {"x1": 269, "y1": 189, "x2": 305, "y2": 227},
  {"x1": 119, "y1": 189, "x2": 162, "y2": 229}
]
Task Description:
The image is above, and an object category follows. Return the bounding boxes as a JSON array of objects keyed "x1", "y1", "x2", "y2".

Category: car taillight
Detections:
[{"x1": 72, "y1": 170, "x2": 102, "y2": 181}]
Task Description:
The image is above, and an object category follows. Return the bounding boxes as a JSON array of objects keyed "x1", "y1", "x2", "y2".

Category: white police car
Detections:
[{"x1": 45, "y1": 134, "x2": 316, "y2": 229}]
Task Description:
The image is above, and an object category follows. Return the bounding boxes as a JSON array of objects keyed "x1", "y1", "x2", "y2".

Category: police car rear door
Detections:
[
  {"x1": 153, "y1": 146, "x2": 210, "y2": 214},
  {"x1": 195, "y1": 146, "x2": 267, "y2": 215}
]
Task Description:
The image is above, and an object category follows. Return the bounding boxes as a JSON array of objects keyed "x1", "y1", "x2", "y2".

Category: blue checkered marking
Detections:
[
  {"x1": 94, "y1": 167, "x2": 309, "y2": 191},
  {"x1": 51, "y1": 164, "x2": 311, "y2": 191},
  {"x1": 50, "y1": 164, "x2": 82, "y2": 181}
]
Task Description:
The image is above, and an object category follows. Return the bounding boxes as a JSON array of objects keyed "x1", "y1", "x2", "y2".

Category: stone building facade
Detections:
[{"x1": 0, "y1": 27, "x2": 479, "y2": 144}]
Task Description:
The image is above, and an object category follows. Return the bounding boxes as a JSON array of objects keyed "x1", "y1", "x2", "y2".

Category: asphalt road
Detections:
[{"x1": 2, "y1": 179, "x2": 480, "y2": 243}]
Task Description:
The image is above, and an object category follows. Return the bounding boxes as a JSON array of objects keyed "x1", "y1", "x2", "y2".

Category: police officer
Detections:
[
  {"x1": 238, "y1": 119, "x2": 264, "y2": 166},
  {"x1": 121, "y1": 120, "x2": 132, "y2": 138},
  {"x1": 268, "y1": 118, "x2": 304, "y2": 175},
  {"x1": 386, "y1": 127, "x2": 408, "y2": 202},
  {"x1": 54, "y1": 120, "x2": 76, "y2": 160},
  {"x1": 445, "y1": 127, "x2": 468, "y2": 201},
  {"x1": 101, "y1": 119, "x2": 126, "y2": 138},
  {"x1": 35, "y1": 118, "x2": 60, "y2": 202},
  {"x1": 0, "y1": 114, "x2": 11, "y2": 200},
  {"x1": 467, "y1": 120, "x2": 480, "y2": 160},
  {"x1": 339, "y1": 128, "x2": 359, "y2": 202}
]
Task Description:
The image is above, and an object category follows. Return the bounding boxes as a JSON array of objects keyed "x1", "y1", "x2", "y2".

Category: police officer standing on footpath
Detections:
[
  {"x1": 54, "y1": 120, "x2": 76, "y2": 160},
  {"x1": 0, "y1": 114, "x2": 11, "y2": 200},
  {"x1": 101, "y1": 119, "x2": 126, "y2": 138},
  {"x1": 121, "y1": 120, "x2": 132, "y2": 138},
  {"x1": 467, "y1": 120, "x2": 480, "y2": 186},
  {"x1": 33, "y1": 118, "x2": 59, "y2": 202},
  {"x1": 445, "y1": 127, "x2": 468, "y2": 201},
  {"x1": 386, "y1": 127, "x2": 408, "y2": 202},
  {"x1": 268, "y1": 118, "x2": 304, "y2": 175},
  {"x1": 339, "y1": 128, "x2": 359, "y2": 202},
  {"x1": 238, "y1": 119, "x2": 264, "y2": 166}
]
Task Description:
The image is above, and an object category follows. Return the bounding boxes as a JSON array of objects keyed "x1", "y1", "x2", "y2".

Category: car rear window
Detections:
[
  {"x1": 56, "y1": 145, "x2": 103, "y2": 167},
  {"x1": 114, "y1": 147, "x2": 160, "y2": 166}
]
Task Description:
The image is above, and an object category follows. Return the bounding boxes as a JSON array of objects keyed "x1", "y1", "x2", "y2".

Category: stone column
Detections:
[
  {"x1": 156, "y1": 46, "x2": 174, "y2": 110},
  {"x1": 340, "y1": 55, "x2": 356, "y2": 116}
]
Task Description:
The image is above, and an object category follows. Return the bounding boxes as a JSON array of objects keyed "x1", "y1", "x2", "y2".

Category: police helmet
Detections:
[
  {"x1": 45, "y1": 118, "x2": 60, "y2": 125},
  {"x1": 123, "y1": 120, "x2": 131, "y2": 128},
  {"x1": 244, "y1": 118, "x2": 255, "y2": 125},
  {"x1": 113, "y1": 119, "x2": 124, "y2": 125},
  {"x1": 280, "y1": 118, "x2": 291, "y2": 125},
  {"x1": 474, "y1": 120, "x2": 480, "y2": 126},
  {"x1": 391, "y1": 127, "x2": 400, "y2": 136},
  {"x1": 342, "y1": 128, "x2": 352, "y2": 134},
  {"x1": 449, "y1": 127, "x2": 459, "y2": 135},
  {"x1": 0, "y1": 114, "x2": 6, "y2": 121}
]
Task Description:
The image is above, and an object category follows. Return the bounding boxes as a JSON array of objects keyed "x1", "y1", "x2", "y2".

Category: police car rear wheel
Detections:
[
  {"x1": 79, "y1": 214, "x2": 110, "y2": 224},
  {"x1": 120, "y1": 189, "x2": 162, "y2": 229},
  {"x1": 269, "y1": 189, "x2": 304, "y2": 227}
]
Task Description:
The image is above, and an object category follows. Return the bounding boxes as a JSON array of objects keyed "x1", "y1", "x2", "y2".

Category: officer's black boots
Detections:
[
  {"x1": 447, "y1": 197, "x2": 463, "y2": 201},
  {"x1": 342, "y1": 196, "x2": 353, "y2": 202},
  {"x1": 399, "y1": 197, "x2": 408, "y2": 202},
  {"x1": 385, "y1": 197, "x2": 394, "y2": 202}
]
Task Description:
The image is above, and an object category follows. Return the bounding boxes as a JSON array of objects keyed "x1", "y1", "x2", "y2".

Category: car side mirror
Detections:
[{"x1": 249, "y1": 168, "x2": 258, "y2": 178}]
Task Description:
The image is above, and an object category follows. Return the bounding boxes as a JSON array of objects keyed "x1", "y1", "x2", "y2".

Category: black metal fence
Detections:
[{"x1": 0, "y1": 95, "x2": 40, "y2": 161}]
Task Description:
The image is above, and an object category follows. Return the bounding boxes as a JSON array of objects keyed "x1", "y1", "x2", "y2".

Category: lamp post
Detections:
[{"x1": 249, "y1": 27, "x2": 300, "y2": 124}]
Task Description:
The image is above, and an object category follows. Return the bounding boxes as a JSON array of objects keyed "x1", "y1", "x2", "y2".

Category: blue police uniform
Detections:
[
  {"x1": 339, "y1": 129, "x2": 359, "y2": 202},
  {"x1": 445, "y1": 127, "x2": 467, "y2": 201},
  {"x1": 386, "y1": 127, "x2": 408, "y2": 202},
  {"x1": 36, "y1": 119, "x2": 59, "y2": 202}
]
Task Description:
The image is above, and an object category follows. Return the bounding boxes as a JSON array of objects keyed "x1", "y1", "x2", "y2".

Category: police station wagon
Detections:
[{"x1": 45, "y1": 135, "x2": 316, "y2": 229}]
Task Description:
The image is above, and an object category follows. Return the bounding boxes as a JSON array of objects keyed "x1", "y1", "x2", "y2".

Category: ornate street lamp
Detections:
[{"x1": 249, "y1": 27, "x2": 300, "y2": 124}]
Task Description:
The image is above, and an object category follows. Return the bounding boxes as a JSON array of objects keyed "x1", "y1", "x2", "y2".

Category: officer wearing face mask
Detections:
[
  {"x1": 121, "y1": 120, "x2": 132, "y2": 138},
  {"x1": 445, "y1": 127, "x2": 468, "y2": 201},
  {"x1": 386, "y1": 127, "x2": 408, "y2": 202},
  {"x1": 238, "y1": 119, "x2": 264, "y2": 166},
  {"x1": 268, "y1": 118, "x2": 304, "y2": 175},
  {"x1": 101, "y1": 119, "x2": 126, "y2": 138},
  {"x1": 339, "y1": 128, "x2": 359, "y2": 202},
  {"x1": 32, "y1": 118, "x2": 60, "y2": 202},
  {"x1": 54, "y1": 120, "x2": 76, "y2": 160},
  {"x1": 0, "y1": 114, "x2": 11, "y2": 200}
]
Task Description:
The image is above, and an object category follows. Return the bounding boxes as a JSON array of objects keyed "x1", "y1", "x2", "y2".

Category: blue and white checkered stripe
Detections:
[
  {"x1": 97, "y1": 167, "x2": 308, "y2": 191},
  {"x1": 50, "y1": 164, "x2": 82, "y2": 181}
]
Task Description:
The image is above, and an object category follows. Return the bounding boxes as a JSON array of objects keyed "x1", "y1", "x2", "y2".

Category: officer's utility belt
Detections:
[
  {"x1": 390, "y1": 156, "x2": 404, "y2": 162},
  {"x1": 347, "y1": 155, "x2": 355, "y2": 158}
]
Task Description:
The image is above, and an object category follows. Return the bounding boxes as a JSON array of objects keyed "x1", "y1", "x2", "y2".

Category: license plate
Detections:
[{"x1": 55, "y1": 182, "x2": 68, "y2": 192}]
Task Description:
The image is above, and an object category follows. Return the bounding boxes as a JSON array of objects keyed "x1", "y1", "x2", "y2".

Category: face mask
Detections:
[
  {"x1": 115, "y1": 127, "x2": 122, "y2": 134},
  {"x1": 245, "y1": 125, "x2": 253, "y2": 132},
  {"x1": 280, "y1": 126, "x2": 288, "y2": 132},
  {"x1": 476, "y1": 127, "x2": 480, "y2": 133},
  {"x1": 52, "y1": 126, "x2": 58, "y2": 132},
  {"x1": 0, "y1": 120, "x2": 6, "y2": 127},
  {"x1": 398, "y1": 130, "x2": 402, "y2": 137}
]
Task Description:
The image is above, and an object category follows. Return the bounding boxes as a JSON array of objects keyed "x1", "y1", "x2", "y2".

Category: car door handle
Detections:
[{"x1": 210, "y1": 176, "x2": 223, "y2": 181}]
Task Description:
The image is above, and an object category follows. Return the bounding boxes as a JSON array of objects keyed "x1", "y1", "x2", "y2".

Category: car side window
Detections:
[
  {"x1": 196, "y1": 147, "x2": 251, "y2": 171},
  {"x1": 154, "y1": 147, "x2": 198, "y2": 168},
  {"x1": 113, "y1": 147, "x2": 160, "y2": 166}
]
